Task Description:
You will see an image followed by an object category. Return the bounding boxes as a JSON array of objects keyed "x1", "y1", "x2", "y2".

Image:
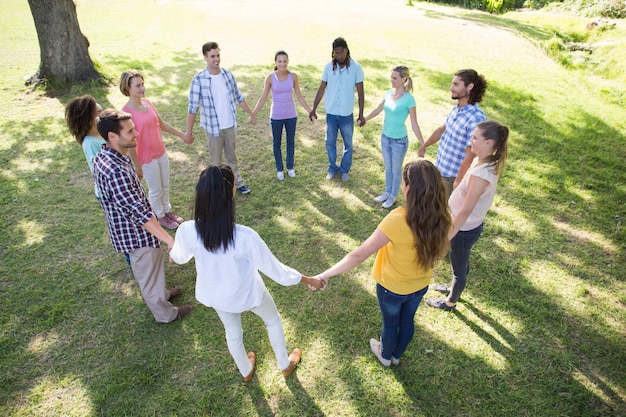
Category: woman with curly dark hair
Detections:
[{"x1": 315, "y1": 160, "x2": 451, "y2": 366}]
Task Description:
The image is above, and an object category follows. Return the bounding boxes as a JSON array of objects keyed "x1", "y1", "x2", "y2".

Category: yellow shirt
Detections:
[{"x1": 372, "y1": 207, "x2": 432, "y2": 294}]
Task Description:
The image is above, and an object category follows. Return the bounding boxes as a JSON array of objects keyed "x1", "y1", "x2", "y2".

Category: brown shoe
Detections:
[
  {"x1": 243, "y1": 351, "x2": 256, "y2": 382},
  {"x1": 168, "y1": 286, "x2": 182, "y2": 301},
  {"x1": 281, "y1": 348, "x2": 302, "y2": 377},
  {"x1": 175, "y1": 305, "x2": 192, "y2": 320}
]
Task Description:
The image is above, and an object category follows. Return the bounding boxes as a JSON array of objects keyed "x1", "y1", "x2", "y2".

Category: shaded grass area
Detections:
[{"x1": 1, "y1": 1, "x2": 625, "y2": 416}]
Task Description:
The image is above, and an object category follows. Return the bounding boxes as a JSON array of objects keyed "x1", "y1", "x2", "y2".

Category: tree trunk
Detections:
[{"x1": 27, "y1": 0, "x2": 102, "y2": 86}]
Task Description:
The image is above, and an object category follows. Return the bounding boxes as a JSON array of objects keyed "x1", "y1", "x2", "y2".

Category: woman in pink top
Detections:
[
  {"x1": 427, "y1": 120, "x2": 509, "y2": 310},
  {"x1": 252, "y1": 51, "x2": 312, "y2": 180},
  {"x1": 120, "y1": 70, "x2": 187, "y2": 230}
]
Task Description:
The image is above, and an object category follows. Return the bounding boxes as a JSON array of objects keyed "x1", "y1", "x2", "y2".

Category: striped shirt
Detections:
[
  {"x1": 188, "y1": 67, "x2": 245, "y2": 137},
  {"x1": 93, "y1": 145, "x2": 159, "y2": 253},
  {"x1": 435, "y1": 103, "x2": 486, "y2": 177}
]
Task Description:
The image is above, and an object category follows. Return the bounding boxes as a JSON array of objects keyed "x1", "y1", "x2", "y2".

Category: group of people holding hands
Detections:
[{"x1": 64, "y1": 37, "x2": 509, "y2": 381}]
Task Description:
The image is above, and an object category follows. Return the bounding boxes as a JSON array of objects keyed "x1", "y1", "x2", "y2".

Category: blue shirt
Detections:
[
  {"x1": 93, "y1": 145, "x2": 159, "y2": 253},
  {"x1": 321, "y1": 59, "x2": 364, "y2": 117},
  {"x1": 435, "y1": 103, "x2": 486, "y2": 177},
  {"x1": 82, "y1": 135, "x2": 106, "y2": 197},
  {"x1": 382, "y1": 90, "x2": 416, "y2": 139},
  {"x1": 188, "y1": 67, "x2": 245, "y2": 137}
]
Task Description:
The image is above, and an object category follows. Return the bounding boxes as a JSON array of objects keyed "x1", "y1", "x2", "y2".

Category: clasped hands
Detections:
[{"x1": 303, "y1": 275, "x2": 329, "y2": 291}]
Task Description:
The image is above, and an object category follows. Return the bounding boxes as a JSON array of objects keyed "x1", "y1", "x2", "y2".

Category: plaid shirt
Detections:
[
  {"x1": 435, "y1": 103, "x2": 486, "y2": 177},
  {"x1": 188, "y1": 67, "x2": 244, "y2": 137},
  {"x1": 93, "y1": 145, "x2": 159, "y2": 253}
]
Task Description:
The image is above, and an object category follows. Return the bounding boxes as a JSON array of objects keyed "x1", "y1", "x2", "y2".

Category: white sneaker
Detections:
[
  {"x1": 369, "y1": 338, "x2": 391, "y2": 367},
  {"x1": 277, "y1": 171, "x2": 284, "y2": 180},
  {"x1": 287, "y1": 169, "x2": 296, "y2": 178},
  {"x1": 374, "y1": 193, "x2": 389, "y2": 203},
  {"x1": 382, "y1": 196, "x2": 396, "y2": 209},
  {"x1": 391, "y1": 356, "x2": 400, "y2": 366}
]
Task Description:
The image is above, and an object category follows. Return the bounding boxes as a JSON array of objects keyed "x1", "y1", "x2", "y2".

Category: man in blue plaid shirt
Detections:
[
  {"x1": 94, "y1": 109, "x2": 192, "y2": 323},
  {"x1": 184, "y1": 41, "x2": 256, "y2": 195},
  {"x1": 418, "y1": 69, "x2": 487, "y2": 196}
]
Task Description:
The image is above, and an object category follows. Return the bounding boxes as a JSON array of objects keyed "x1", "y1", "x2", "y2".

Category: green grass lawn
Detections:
[{"x1": 1, "y1": 0, "x2": 624, "y2": 416}]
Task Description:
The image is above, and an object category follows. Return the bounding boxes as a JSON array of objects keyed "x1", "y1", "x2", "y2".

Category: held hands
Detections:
[
  {"x1": 248, "y1": 114, "x2": 256, "y2": 125},
  {"x1": 356, "y1": 116, "x2": 366, "y2": 127},
  {"x1": 417, "y1": 144, "x2": 426, "y2": 158},
  {"x1": 303, "y1": 275, "x2": 327, "y2": 291},
  {"x1": 306, "y1": 275, "x2": 328, "y2": 291},
  {"x1": 182, "y1": 132, "x2": 195, "y2": 144},
  {"x1": 309, "y1": 110, "x2": 318, "y2": 122}
]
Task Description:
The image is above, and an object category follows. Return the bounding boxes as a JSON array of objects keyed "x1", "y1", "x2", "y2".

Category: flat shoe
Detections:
[
  {"x1": 426, "y1": 298, "x2": 456, "y2": 311},
  {"x1": 243, "y1": 351, "x2": 256, "y2": 382},
  {"x1": 175, "y1": 305, "x2": 192, "y2": 320},
  {"x1": 369, "y1": 338, "x2": 391, "y2": 367},
  {"x1": 432, "y1": 283, "x2": 450, "y2": 294},
  {"x1": 168, "y1": 286, "x2": 182, "y2": 301},
  {"x1": 281, "y1": 348, "x2": 302, "y2": 377}
]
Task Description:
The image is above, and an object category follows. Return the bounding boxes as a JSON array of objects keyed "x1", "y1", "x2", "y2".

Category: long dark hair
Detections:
[
  {"x1": 403, "y1": 160, "x2": 451, "y2": 269},
  {"x1": 194, "y1": 165, "x2": 236, "y2": 252},
  {"x1": 65, "y1": 95, "x2": 98, "y2": 145}
]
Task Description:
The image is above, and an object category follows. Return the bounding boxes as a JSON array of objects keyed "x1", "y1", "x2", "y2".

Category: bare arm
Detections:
[
  {"x1": 183, "y1": 113, "x2": 197, "y2": 144},
  {"x1": 418, "y1": 124, "x2": 445, "y2": 157},
  {"x1": 156, "y1": 111, "x2": 184, "y2": 140},
  {"x1": 317, "y1": 229, "x2": 390, "y2": 282},
  {"x1": 449, "y1": 175, "x2": 488, "y2": 239},
  {"x1": 363, "y1": 100, "x2": 384, "y2": 123},
  {"x1": 252, "y1": 73, "x2": 272, "y2": 116},
  {"x1": 310, "y1": 81, "x2": 327, "y2": 121},
  {"x1": 292, "y1": 73, "x2": 312, "y2": 114},
  {"x1": 239, "y1": 99, "x2": 256, "y2": 125},
  {"x1": 356, "y1": 81, "x2": 365, "y2": 126},
  {"x1": 127, "y1": 148, "x2": 143, "y2": 180},
  {"x1": 142, "y1": 216, "x2": 174, "y2": 249},
  {"x1": 409, "y1": 106, "x2": 424, "y2": 146},
  {"x1": 454, "y1": 147, "x2": 476, "y2": 189}
]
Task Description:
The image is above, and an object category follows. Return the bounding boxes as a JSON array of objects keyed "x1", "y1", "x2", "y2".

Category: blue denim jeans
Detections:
[
  {"x1": 381, "y1": 134, "x2": 408, "y2": 197},
  {"x1": 376, "y1": 283, "x2": 428, "y2": 361},
  {"x1": 448, "y1": 223, "x2": 484, "y2": 303},
  {"x1": 270, "y1": 117, "x2": 297, "y2": 172},
  {"x1": 325, "y1": 114, "x2": 354, "y2": 174}
]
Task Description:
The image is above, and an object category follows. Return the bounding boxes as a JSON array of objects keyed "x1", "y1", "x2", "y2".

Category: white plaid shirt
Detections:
[{"x1": 187, "y1": 67, "x2": 244, "y2": 137}]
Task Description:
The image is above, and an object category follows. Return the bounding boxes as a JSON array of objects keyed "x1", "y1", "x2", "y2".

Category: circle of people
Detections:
[{"x1": 64, "y1": 37, "x2": 509, "y2": 381}]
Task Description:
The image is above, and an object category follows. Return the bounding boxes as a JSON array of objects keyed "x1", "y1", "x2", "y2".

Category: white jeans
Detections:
[
  {"x1": 142, "y1": 152, "x2": 171, "y2": 218},
  {"x1": 214, "y1": 290, "x2": 291, "y2": 376}
]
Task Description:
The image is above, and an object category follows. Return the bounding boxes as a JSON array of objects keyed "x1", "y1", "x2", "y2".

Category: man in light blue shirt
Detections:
[{"x1": 310, "y1": 37, "x2": 365, "y2": 181}]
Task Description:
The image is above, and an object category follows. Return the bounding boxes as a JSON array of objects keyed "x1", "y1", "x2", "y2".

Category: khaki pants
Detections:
[
  {"x1": 129, "y1": 246, "x2": 178, "y2": 323},
  {"x1": 206, "y1": 127, "x2": 244, "y2": 188}
]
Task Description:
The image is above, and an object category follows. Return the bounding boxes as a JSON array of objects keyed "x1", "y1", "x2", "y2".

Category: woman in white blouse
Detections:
[{"x1": 170, "y1": 165, "x2": 323, "y2": 382}]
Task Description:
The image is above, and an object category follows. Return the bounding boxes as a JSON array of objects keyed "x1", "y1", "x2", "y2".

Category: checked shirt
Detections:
[
  {"x1": 435, "y1": 103, "x2": 486, "y2": 178},
  {"x1": 93, "y1": 145, "x2": 159, "y2": 254}
]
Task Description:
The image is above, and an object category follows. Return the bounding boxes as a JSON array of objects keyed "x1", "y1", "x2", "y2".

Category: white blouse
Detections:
[{"x1": 170, "y1": 222, "x2": 301, "y2": 313}]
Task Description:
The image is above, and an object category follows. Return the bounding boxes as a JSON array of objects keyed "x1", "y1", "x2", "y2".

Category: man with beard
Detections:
[
  {"x1": 418, "y1": 69, "x2": 487, "y2": 196},
  {"x1": 94, "y1": 109, "x2": 192, "y2": 323},
  {"x1": 310, "y1": 37, "x2": 365, "y2": 182}
]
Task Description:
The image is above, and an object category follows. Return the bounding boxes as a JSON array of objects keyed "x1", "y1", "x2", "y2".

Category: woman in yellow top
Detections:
[{"x1": 316, "y1": 160, "x2": 451, "y2": 366}]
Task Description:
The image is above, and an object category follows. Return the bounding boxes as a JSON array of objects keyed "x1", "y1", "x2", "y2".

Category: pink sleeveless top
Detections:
[{"x1": 270, "y1": 72, "x2": 297, "y2": 120}]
